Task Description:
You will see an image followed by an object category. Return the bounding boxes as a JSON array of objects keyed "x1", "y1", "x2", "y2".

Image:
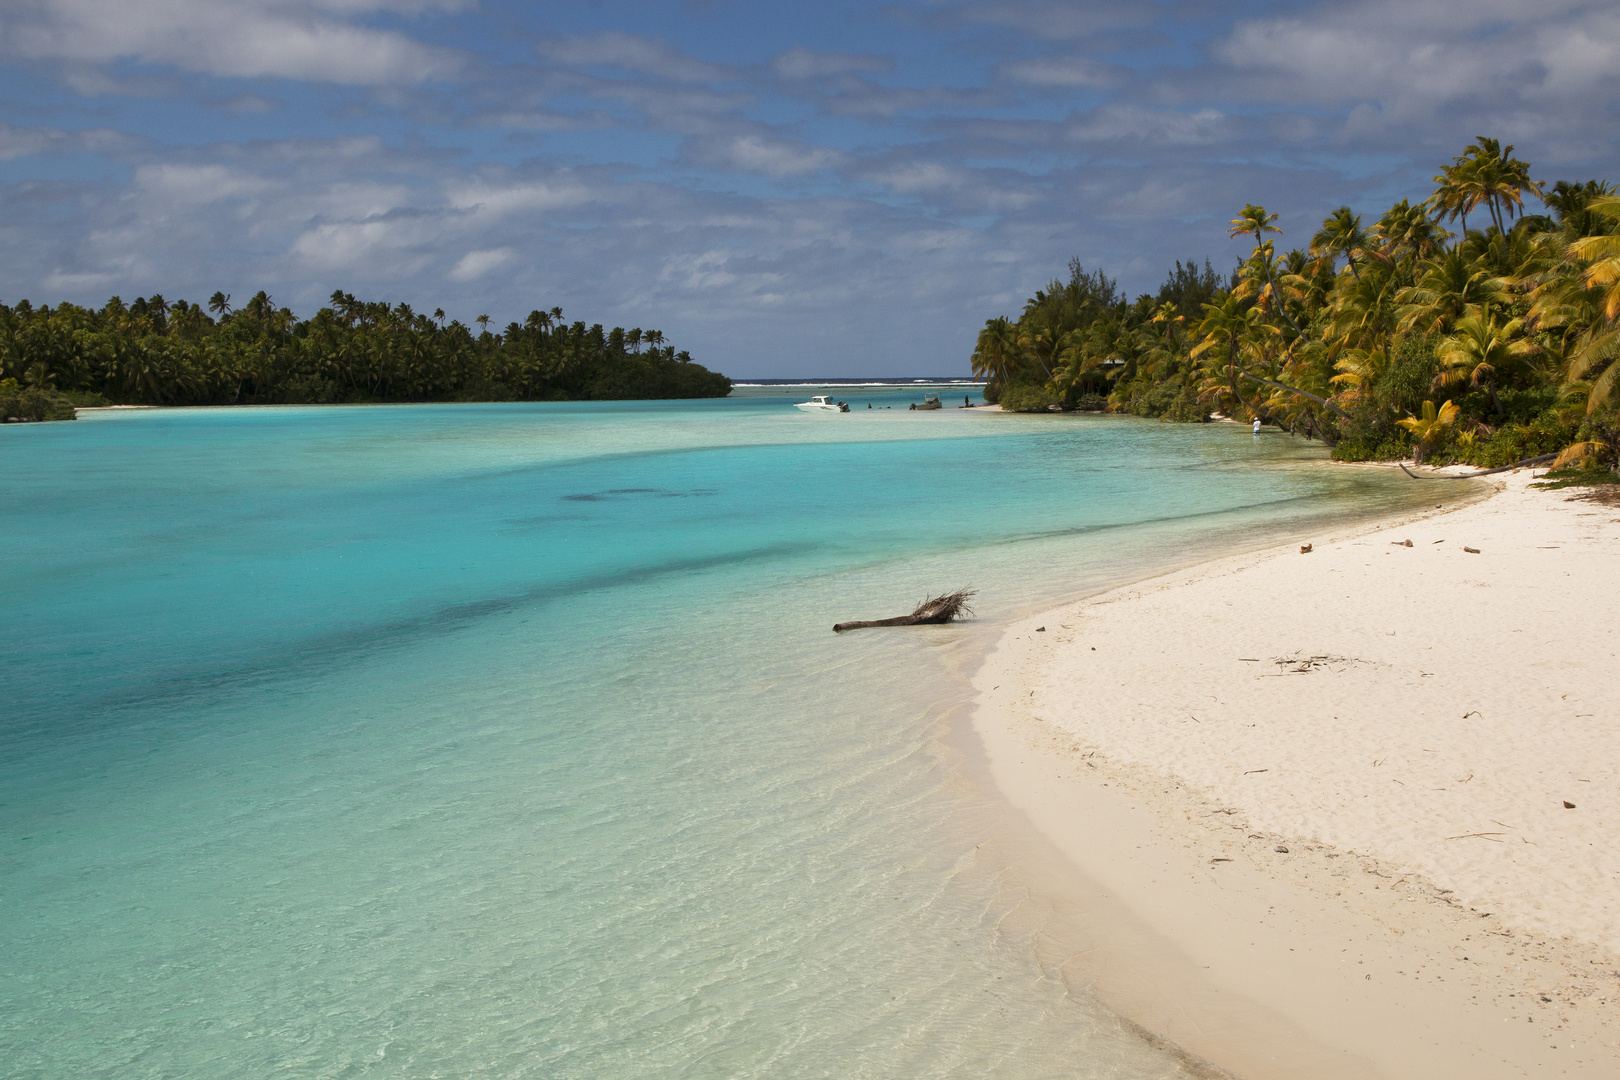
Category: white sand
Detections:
[{"x1": 973, "y1": 470, "x2": 1620, "y2": 1079}]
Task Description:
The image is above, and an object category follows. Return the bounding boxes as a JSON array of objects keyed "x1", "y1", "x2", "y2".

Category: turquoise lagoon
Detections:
[{"x1": 1, "y1": 388, "x2": 1441, "y2": 1079}]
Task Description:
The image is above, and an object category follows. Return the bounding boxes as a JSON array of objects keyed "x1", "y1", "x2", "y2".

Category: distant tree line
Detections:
[
  {"x1": 972, "y1": 138, "x2": 1620, "y2": 474},
  {"x1": 0, "y1": 290, "x2": 730, "y2": 419}
]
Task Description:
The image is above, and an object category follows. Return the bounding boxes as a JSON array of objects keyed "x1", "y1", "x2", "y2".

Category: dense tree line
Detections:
[
  {"x1": 973, "y1": 138, "x2": 1620, "y2": 472},
  {"x1": 0, "y1": 290, "x2": 730, "y2": 419}
]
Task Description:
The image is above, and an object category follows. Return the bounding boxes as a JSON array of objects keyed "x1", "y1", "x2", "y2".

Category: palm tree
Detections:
[
  {"x1": 1567, "y1": 196, "x2": 1620, "y2": 323},
  {"x1": 1329, "y1": 342, "x2": 1390, "y2": 408},
  {"x1": 1190, "y1": 294, "x2": 1273, "y2": 418},
  {"x1": 1397, "y1": 399, "x2": 1460, "y2": 463},
  {"x1": 208, "y1": 292, "x2": 232, "y2": 318},
  {"x1": 1428, "y1": 138, "x2": 1544, "y2": 236},
  {"x1": 243, "y1": 291, "x2": 275, "y2": 331},
  {"x1": 1544, "y1": 180, "x2": 1616, "y2": 239},
  {"x1": 1376, "y1": 199, "x2": 1450, "y2": 262},
  {"x1": 1230, "y1": 204, "x2": 1281, "y2": 249},
  {"x1": 970, "y1": 316, "x2": 1021, "y2": 388},
  {"x1": 1311, "y1": 207, "x2": 1372, "y2": 281},
  {"x1": 1395, "y1": 251, "x2": 1506, "y2": 334},
  {"x1": 1435, "y1": 314, "x2": 1540, "y2": 416},
  {"x1": 1562, "y1": 196, "x2": 1620, "y2": 414},
  {"x1": 1015, "y1": 314, "x2": 1067, "y2": 381}
]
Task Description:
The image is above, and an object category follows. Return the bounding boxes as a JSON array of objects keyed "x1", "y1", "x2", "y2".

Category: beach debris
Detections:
[
  {"x1": 1463, "y1": 710, "x2": 1482, "y2": 719},
  {"x1": 1035, "y1": 626, "x2": 1046, "y2": 632},
  {"x1": 1392, "y1": 539, "x2": 1413, "y2": 547},
  {"x1": 1275, "y1": 845, "x2": 1290, "y2": 853},
  {"x1": 1300, "y1": 543, "x2": 1313, "y2": 553},
  {"x1": 1463, "y1": 546, "x2": 1481, "y2": 554},
  {"x1": 833, "y1": 589, "x2": 975, "y2": 633},
  {"x1": 1271, "y1": 653, "x2": 1358, "y2": 674},
  {"x1": 1399, "y1": 451, "x2": 1559, "y2": 479},
  {"x1": 1211, "y1": 857, "x2": 1233, "y2": 863},
  {"x1": 1244, "y1": 768, "x2": 1270, "y2": 774},
  {"x1": 1432, "y1": 538, "x2": 1445, "y2": 543},
  {"x1": 1447, "y1": 832, "x2": 1506, "y2": 841},
  {"x1": 1564, "y1": 801, "x2": 1577, "y2": 809}
]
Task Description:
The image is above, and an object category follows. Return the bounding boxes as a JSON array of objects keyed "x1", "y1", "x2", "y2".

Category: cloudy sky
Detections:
[{"x1": 2, "y1": 0, "x2": 1617, "y2": 376}]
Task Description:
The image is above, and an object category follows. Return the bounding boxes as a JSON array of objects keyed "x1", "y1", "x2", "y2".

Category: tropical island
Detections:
[
  {"x1": 0, "y1": 291, "x2": 730, "y2": 421},
  {"x1": 971, "y1": 138, "x2": 1619, "y2": 477}
]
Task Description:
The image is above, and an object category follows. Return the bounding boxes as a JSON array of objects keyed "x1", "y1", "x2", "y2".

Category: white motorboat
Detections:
[{"x1": 794, "y1": 395, "x2": 849, "y2": 413}]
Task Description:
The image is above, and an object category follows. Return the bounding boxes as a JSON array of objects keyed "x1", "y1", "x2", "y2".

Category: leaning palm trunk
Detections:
[
  {"x1": 834, "y1": 590, "x2": 976, "y2": 633},
  {"x1": 1237, "y1": 366, "x2": 1353, "y2": 420}
]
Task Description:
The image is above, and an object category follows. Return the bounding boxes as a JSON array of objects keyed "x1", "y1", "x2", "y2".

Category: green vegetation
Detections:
[
  {"x1": 0, "y1": 291, "x2": 729, "y2": 420},
  {"x1": 971, "y1": 139, "x2": 1620, "y2": 480},
  {"x1": 0, "y1": 378, "x2": 77, "y2": 422}
]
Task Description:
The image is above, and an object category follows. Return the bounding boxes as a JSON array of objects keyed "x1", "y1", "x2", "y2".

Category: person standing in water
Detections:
[{"x1": 1252, "y1": 417, "x2": 1262, "y2": 435}]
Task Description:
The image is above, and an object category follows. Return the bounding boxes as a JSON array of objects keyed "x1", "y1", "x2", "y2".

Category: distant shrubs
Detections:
[
  {"x1": 1465, "y1": 418, "x2": 1575, "y2": 467},
  {"x1": 0, "y1": 292, "x2": 731, "y2": 409},
  {"x1": 1124, "y1": 381, "x2": 1209, "y2": 423},
  {"x1": 997, "y1": 382, "x2": 1065, "y2": 412},
  {"x1": 1331, "y1": 434, "x2": 1410, "y2": 463},
  {"x1": 0, "y1": 378, "x2": 77, "y2": 422}
]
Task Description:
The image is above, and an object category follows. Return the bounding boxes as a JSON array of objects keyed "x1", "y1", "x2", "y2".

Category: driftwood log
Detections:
[
  {"x1": 833, "y1": 589, "x2": 975, "y2": 633},
  {"x1": 1399, "y1": 452, "x2": 1559, "y2": 480}
]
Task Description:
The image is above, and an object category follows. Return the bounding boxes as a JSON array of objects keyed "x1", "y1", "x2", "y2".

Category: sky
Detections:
[{"x1": 1, "y1": 1, "x2": 1618, "y2": 377}]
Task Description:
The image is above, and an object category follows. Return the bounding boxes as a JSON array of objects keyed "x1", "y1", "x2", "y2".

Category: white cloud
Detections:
[
  {"x1": 0, "y1": 122, "x2": 142, "y2": 160},
  {"x1": 132, "y1": 163, "x2": 274, "y2": 205},
  {"x1": 770, "y1": 48, "x2": 890, "y2": 80},
  {"x1": 687, "y1": 135, "x2": 845, "y2": 178},
  {"x1": 1000, "y1": 56, "x2": 1122, "y2": 88},
  {"x1": 1210, "y1": 0, "x2": 1620, "y2": 138},
  {"x1": 289, "y1": 218, "x2": 433, "y2": 274},
  {"x1": 444, "y1": 178, "x2": 602, "y2": 221},
  {"x1": 448, "y1": 247, "x2": 516, "y2": 281},
  {"x1": 1065, "y1": 104, "x2": 1230, "y2": 146},
  {"x1": 864, "y1": 160, "x2": 1040, "y2": 212},
  {"x1": 1, "y1": 0, "x2": 465, "y2": 85}
]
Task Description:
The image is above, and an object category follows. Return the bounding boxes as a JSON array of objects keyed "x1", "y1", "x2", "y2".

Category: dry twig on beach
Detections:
[{"x1": 833, "y1": 589, "x2": 976, "y2": 633}]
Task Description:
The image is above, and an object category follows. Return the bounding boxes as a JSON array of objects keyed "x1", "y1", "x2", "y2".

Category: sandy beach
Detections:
[{"x1": 972, "y1": 468, "x2": 1620, "y2": 1079}]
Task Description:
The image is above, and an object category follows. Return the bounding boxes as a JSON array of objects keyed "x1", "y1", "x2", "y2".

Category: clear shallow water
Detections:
[{"x1": 2, "y1": 390, "x2": 1441, "y2": 1079}]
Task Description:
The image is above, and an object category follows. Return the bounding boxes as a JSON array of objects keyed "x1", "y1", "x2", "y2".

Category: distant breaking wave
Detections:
[{"x1": 734, "y1": 378, "x2": 984, "y2": 387}]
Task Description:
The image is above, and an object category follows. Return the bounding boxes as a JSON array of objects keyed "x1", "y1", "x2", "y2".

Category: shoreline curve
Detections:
[{"x1": 969, "y1": 467, "x2": 1620, "y2": 1079}]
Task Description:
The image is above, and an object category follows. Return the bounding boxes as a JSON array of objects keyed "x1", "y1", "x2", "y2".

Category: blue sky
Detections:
[{"x1": 2, "y1": 0, "x2": 1618, "y2": 376}]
